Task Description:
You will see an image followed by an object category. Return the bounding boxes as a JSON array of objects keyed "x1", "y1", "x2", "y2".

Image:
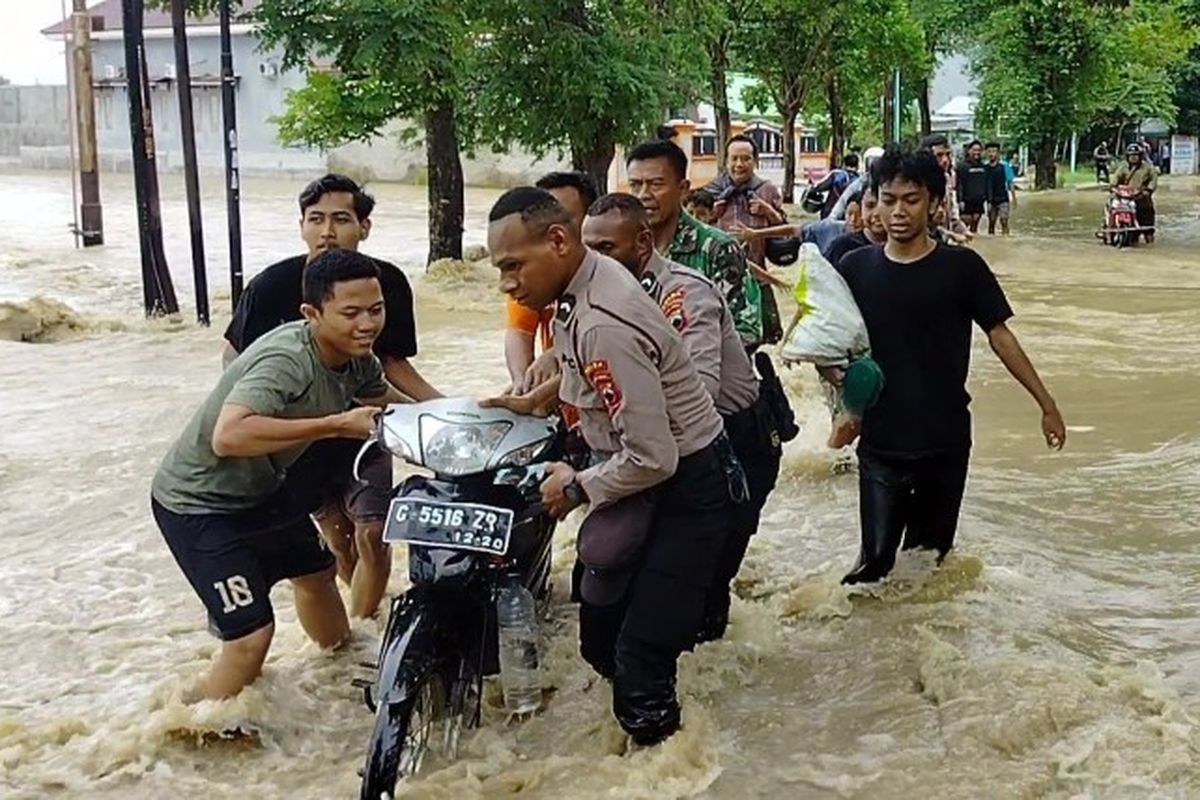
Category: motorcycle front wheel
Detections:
[{"x1": 360, "y1": 669, "x2": 448, "y2": 800}]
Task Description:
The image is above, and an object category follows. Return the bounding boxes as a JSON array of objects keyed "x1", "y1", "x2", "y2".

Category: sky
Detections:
[{"x1": 0, "y1": 0, "x2": 76, "y2": 86}]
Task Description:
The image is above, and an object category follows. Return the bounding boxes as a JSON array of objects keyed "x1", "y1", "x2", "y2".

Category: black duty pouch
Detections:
[{"x1": 754, "y1": 351, "x2": 800, "y2": 443}]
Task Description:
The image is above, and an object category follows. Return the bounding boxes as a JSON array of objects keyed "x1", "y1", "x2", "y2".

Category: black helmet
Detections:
[{"x1": 1125, "y1": 143, "x2": 1143, "y2": 156}]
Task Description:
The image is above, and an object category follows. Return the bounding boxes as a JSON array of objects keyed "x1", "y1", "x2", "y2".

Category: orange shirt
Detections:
[{"x1": 505, "y1": 296, "x2": 555, "y2": 351}]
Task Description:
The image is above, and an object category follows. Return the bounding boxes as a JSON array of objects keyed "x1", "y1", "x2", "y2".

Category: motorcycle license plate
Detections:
[{"x1": 382, "y1": 498, "x2": 514, "y2": 555}]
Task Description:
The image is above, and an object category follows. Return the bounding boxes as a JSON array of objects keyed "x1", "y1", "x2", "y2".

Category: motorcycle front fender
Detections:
[{"x1": 374, "y1": 590, "x2": 445, "y2": 706}]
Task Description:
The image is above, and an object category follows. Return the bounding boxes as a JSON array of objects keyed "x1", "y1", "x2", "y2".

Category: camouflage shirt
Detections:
[{"x1": 664, "y1": 211, "x2": 763, "y2": 348}]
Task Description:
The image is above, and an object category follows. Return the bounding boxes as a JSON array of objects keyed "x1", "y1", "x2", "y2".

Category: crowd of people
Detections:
[{"x1": 148, "y1": 134, "x2": 1068, "y2": 749}]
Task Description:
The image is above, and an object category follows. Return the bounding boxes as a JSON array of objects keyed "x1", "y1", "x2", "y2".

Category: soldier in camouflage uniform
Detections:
[{"x1": 625, "y1": 140, "x2": 765, "y2": 349}]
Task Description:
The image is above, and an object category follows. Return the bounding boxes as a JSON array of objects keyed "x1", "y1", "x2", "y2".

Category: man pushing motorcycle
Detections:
[{"x1": 1113, "y1": 143, "x2": 1158, "y2": 245}]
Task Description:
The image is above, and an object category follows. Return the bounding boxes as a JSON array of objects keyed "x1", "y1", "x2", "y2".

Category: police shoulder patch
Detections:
[
  {"x1": 583, "y1": 359, "x2": 624, "y2": 415},
  {"x1": 660, "y1": 288, "x2": 688, "y2": 332}
]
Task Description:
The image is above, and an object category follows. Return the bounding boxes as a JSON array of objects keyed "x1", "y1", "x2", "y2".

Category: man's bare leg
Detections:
[
  {"x1": 350, "y1": 520, "x2": 390, "y2": 619},
  {"x1": 199, "y1": 623, "x2": 275, "y2": 700},
  {"x1": 291, "y1": 566, "x2": 351, "y2": 648},
  {"x1": 313, "y1": 507, "x2": 356, "y2": 586}
]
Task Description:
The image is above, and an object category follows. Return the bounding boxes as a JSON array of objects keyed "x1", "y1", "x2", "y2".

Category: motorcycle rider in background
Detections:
[{"x1": 1112, "y1": 143, "x2": 1158, "y2": 244}]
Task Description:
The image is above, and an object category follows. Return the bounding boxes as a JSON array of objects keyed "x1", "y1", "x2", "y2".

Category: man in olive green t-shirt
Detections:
[{"x1": 150, "y1": 250, "x2": 406, "y2": 700}]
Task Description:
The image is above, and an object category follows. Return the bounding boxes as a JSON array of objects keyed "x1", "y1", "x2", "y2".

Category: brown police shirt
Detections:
[
  {"x1": 639, "y1": 252, "x2": 759, "y2": 417},
  {"x1": 555, "y1": 249, "x2": 724, "y2": 508}
]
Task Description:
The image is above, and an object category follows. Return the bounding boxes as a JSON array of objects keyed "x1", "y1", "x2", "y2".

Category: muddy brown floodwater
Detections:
[{"x1": 1, "y1": 170, "x2": 1198, "y2": 799}]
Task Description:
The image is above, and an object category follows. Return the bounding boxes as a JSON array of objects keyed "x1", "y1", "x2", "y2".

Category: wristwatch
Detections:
[{"x1": 564, "y1": 477, "x2": 586, "y2": 506}]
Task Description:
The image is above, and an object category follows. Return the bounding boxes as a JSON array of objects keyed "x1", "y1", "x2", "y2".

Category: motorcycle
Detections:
[
  {"x1": 1095, "y1": 184, "x2": 1148, "y2": 248},
  {"x1": 353, "y1": 398, "x2": 565, "y2": 799}
]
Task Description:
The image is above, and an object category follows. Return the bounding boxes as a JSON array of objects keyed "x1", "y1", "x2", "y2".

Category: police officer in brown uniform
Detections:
[
  {"x1": 487, "y1": 187, "x2": 744, "y2": 746},
  {"x1": 581, "y1": 193, "x2": 783, "y2": 643}
]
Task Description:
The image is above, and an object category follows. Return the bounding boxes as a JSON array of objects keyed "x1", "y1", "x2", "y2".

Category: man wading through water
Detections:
[
  {"x1": 581, "y1": 193, "x2": 783, "y2": 643},
  {"x1": 833, "y1": 145, "x2": 1066, "y2": 585},
  {"x1": 486, "y1": 187, "x2": 744, "y2": 746},
  {"x1": 223, "y1": 175, "x2": 440, "y2": 620},
  {"x1": 152, "y1": 251, "x2": 408, "y2": 698}
]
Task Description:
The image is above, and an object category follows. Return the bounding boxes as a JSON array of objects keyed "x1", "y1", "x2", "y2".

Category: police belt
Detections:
[{"x1": 575, "y1": 431, "x2": 746, "y2": 607}]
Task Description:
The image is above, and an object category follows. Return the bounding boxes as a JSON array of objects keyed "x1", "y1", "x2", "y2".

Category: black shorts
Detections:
[
  {"x1": 961, "y1": 199, "x2": 985, "y2": 216},
  {"x1": 152, "y1": 495, "x2": 335, "y2": 641},
  {"x1": 285, "y1": 438, "x2": 393, "y2": 523}
]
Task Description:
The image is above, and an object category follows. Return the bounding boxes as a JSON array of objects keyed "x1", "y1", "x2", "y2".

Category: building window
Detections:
[
  {"x1": 746, "y1": 128, "x2": 776, "y2": 155},
  {"x1": 799, "y1": 134, "x2": 822, "y2": 154},
  {"x1": 693, "y1": 133, "x2": 717, "y2": 157}
]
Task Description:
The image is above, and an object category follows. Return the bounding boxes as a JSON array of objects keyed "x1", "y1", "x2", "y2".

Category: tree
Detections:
[
  {"x1": 813, "y1": 0, "x2": 927, "y2": 156},
  {"x1": 740, "y1": 0, "x2": 837, "y2": 201},
  {"x1": 972, "y1": 0, "x2": 1109, "y2": 189},
  {"x1": 472, "y1": 0, "x2": 694, "y2": 191},
  {"x1": 684, "y1": 0, "x2": 754, "y2": 159},
  {"x1": 1169, "y1": 0, "x2": 1200, "y2": 134},
  {"x1": 908, "y1": 0, "x2": 979, "y2": 137},
  {"x1": 1089, "y1": 0, "x2": 1199, "y2": 144},
  {"x1": 251, "y1": 0, "x2": 471, "y2": 263}
]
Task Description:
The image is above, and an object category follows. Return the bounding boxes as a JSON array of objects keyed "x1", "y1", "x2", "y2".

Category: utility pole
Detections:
[
  {"x1": 121, "y1": 0, "x2": 178, "y2": 316},
  {"x1": 218, "y1": 0, "x2": 244, "y2": 309},
  {"x1": 892, "y1": 68, "x2": 902, "y2": 143},
  {"x1": 71, "y1": 0, "x2": 103, "y2": 246},
  {"x1": 171, "y1": 0, "x2": 210, "y2": 325}
]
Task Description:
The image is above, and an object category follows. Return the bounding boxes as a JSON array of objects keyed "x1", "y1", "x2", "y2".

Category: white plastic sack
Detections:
[{"x1": 780, "y1": 243, "x2": 870, "y2": 367}]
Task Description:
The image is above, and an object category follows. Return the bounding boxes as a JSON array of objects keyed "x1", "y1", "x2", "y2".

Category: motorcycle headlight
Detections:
[
  {"x1": 421, "y1": 417, "x2": 512, "y2": 476},
  {"x1": 497, "y1": 439, "x2": 552, "y2": 468}
]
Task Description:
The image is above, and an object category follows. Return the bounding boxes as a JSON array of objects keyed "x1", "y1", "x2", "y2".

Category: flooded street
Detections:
[{"x1": 1, "y1": 170, "x2": 1198, "y2": 799}]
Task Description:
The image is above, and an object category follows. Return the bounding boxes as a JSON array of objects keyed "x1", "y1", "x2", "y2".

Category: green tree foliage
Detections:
[
  {"x1": 471, "y1": 0, "x2": 693, "y2": 191},
  {"x1": 252, "y1": 0, "x2": 471, "y2": 262},
  {"x1": 1170, "y1": 0, "x2": 1200, "y2": 134},
  {"x1": 1089, "y1": 0, "x2": 1199, "y2": 139},
  {"x1": 971, "y1": 0, "x2": 1110, "y2": 188},
  {"x1": 682, "y1": 0, "x2": 755, "y2": 158},
  {"x1": 970, "y1": 0, "x2": 1196, "y2": 187},
  {"x1": 739, "y1": 0, "x2": 840, "y2": 201},
  {"x1": 807, "y1": 0, "x2": 928, "y2": 156}
]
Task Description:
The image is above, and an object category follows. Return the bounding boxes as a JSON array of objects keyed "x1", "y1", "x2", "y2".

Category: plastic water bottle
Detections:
[{"x1": 495, "y1": 576, "x2": 541, "y2": 714}]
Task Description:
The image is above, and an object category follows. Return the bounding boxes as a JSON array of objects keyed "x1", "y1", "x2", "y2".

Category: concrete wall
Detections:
[
  {"x1": 87, "y1": 33, "x2": 322, "y2": 174},
  {"x1": 0, "y1": 86, "x2": 71, "y2": 157},
  {"x1": 5, "y1": 31, "x2": 567, "y2": 185}
]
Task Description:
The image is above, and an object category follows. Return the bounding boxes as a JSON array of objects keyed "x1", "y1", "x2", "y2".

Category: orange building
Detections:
[{"x1": 609, "y1": 118, "x2": 831, "y2": 191}]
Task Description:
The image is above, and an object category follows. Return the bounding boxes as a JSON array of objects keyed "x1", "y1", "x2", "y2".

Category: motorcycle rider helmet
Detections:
[{"x1": 1125, "y1": 143, "x2": 1143, "y2": 156}]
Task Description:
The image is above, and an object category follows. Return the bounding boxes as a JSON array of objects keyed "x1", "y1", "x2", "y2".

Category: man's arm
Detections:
[
  {"x1": 731, "y1": 222, "x2": 803, "y2": 242},
  {"x1": 987, "y1": 323, "x2": 1065, "y2": 450},
  {"x1": 212, "y1": 404, "x2": 374, "y2": 458},
  {"x1": 573, "y1": 325, "x2": 678, "y2": 507},
  {"x1": 356, "y1": 382, "x2": 410, "y2": 407},
  {"x1": 677, "y1": 286, "x2": 724, "y2": 401},
  {"x1": 504, "y1": 329, "x2": 537, "y2": 389},
  {"x1": 382, "y1": 357, "x2": 441, "y2": 402},
  {"x1": 481, "y1": 374, "x2": 562, "y2": 417},
  {"x1": 221, "y1": 341, "x2": 239, "y2": 369}
]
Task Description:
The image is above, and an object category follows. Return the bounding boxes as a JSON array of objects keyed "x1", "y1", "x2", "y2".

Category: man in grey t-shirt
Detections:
[{"x1": 151, "y1": 250, "x2": 406, "y2": 700}]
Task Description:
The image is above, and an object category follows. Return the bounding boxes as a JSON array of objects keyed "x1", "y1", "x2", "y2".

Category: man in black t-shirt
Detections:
[
  {"x1": 983, "y1": 141, "x2": 1012, "y2": 236},
  {"x1": 955, "y1": 140, "x2": 988, "y2": 234},
  {"x1": 833, "y1": 145, "x2": 1065, "y2": 585},
  {"x1": 223, "y1": 174, "x2": 442, "y2": 619}
]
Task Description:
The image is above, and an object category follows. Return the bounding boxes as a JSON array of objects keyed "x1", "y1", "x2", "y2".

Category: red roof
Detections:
[{"x1": 42, "y1": 0, "x2": 260, "y2": 36}]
